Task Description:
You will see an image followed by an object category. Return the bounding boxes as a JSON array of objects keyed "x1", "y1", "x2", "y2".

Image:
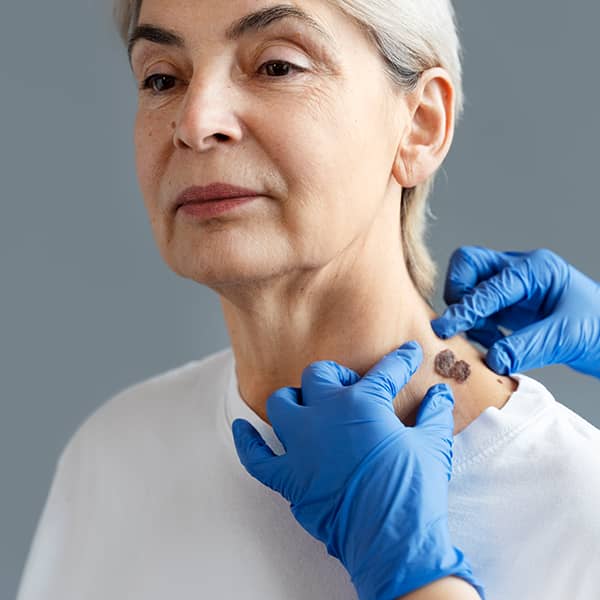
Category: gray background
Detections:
[{"x1": 2, "y1": 1, "x2": 599, "y2": 598}]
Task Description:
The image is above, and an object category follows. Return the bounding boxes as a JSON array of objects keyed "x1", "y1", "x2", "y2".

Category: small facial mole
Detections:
[{"x1": 434, "y1": 348, "x2": 471, "y2": 383}]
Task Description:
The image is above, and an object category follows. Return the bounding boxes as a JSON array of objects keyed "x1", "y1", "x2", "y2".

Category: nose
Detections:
[{"x1": 173, "y1": 73, "x2": 244, "y2": 152}]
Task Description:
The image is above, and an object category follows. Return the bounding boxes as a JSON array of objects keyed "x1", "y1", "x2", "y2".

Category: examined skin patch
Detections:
[
  {"x1": 434, "y1": 349, "x2": 456, "y2": 377},
  {"x1": 434, "y1": 349, "x2": 471, "y2": 383},
  {"x1": 450, "y1": 360, "x2": 471, "y2": 383}
]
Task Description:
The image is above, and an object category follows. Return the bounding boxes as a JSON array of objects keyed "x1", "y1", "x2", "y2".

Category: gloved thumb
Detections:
[
  {"x1": 414, "y1": 384, "x2": 455, "y2": 479},
  {"x1": 356, "y1": 340, "x2": 423, "y2": 403},
  {"x1": 232, "y1": 418, "x2": 280, "y2": 491},
  {"x1": 486, "y1": 316, "x2": 558, "y2": 374},
  {"x1": 415, "y1": 383, "x2": 455, "y2": 436},
  {"x1": 300, "y1": 360, "x2": 361, "y2": 405}
]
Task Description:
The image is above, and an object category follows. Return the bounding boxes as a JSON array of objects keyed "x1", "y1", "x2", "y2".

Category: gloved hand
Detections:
[
  {"x1": 430, "y1": 246, "x2": 600, "y2": 378},
  {"x1": 232, "y1": 341, "x2": 485, "y2": 600}
]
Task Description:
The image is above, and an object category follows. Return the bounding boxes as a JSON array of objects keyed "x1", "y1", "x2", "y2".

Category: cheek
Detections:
[
  {"x1": 279, "y1": 86, "x2": 388, "y2": 238},
  {"x1": 133, "y1": 111, "x2": 173, "y2": 191},
  {"x1": 133, "y1": 112, "x2": 175, "y2": 248}
]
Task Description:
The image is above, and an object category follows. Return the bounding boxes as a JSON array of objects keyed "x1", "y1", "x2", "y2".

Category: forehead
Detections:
[
  {"x1": 136, "y1": 0, "x2": 339, "y2": 39},
  {"x1": 129, "y1": 1, "x2": 355, "y2": 68}
]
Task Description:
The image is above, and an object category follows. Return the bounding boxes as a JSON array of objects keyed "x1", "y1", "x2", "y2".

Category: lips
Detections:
[{"x1": 175, "y1": 183, "x2": 263, "y2": 210}]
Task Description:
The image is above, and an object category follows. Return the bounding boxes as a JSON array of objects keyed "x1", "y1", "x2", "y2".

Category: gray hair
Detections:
[{"x1": 113, "y1": 0, "x2": 464, "y2": 303}]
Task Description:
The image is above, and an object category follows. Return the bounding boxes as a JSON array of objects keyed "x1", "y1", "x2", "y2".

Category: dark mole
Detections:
[
  {"x1": 434, "y1": 348, "x2": 471, "y2": 383},
  {"x1": 434, "y1": 349, "x2": 456, "y2": 377},
  {"x1": 497, "y1": 378, "x2": 503, "y2": 384},
  {"x1": 450, "y1": 360, "x2": 471, "y2": 383}
]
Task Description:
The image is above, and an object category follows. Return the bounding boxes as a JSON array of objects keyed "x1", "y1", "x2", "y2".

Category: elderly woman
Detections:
[{"x1": 16, "y1": 1, "x2": 600, "y2": 599}]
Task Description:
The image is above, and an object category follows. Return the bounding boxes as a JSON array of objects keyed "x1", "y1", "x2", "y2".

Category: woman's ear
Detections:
[{"x1": 392, "y1": 67, "x2": 456, "y2": 188}]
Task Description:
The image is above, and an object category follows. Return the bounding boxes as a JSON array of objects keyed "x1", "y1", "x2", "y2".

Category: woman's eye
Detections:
[
  {"x1": 139, "y1": 60, "x2": 304, "y2": 95},
  {"x1": 257, "y1": 60, "x2": 305, "y2": 78},
  {"x1": 140, "y1": 74, "x2": 177, "y2": 94}
]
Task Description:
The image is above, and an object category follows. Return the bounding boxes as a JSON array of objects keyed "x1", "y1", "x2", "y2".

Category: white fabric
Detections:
[{"x1": 16, "y1": 347, "x2": 600, "y2": 600}]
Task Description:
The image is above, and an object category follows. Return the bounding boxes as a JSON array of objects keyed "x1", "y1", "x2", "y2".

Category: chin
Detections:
[{"x1": 166, "y1": 244, "x2": 293, "y2": 289}]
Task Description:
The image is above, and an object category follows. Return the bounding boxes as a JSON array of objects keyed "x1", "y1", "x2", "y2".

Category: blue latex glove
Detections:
[
  {"x1": 232, "y1": 341, "x2": 485, "y2": 600},
  {"x1": 430, "y1": 246, "x2": 600, "y2": 378}
]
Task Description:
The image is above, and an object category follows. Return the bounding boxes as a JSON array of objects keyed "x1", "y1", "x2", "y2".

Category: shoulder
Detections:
[
  {"x1": 513, "y1": 374, "x2": 600, "y2": 462},
  {"x1": 453, "y1": 376, "x2": 600, "y2": 536},
  {"x1": 454, "y1": 373, "x2": 600, "y2": 476},
  {"x1": 541, "y1": 398, "x2": 600, "y2": 489},
  {"x1": 56, "y1": 347, "x2": 234, "y2": 468},
  {"x1": 505, "y1": 373, "x2": 600, "y2": 447},
  {"x1": 502, "y1": 376, "x2": 600, "y2": 511},
  {"x1": 550, "y1": 399, "x2": 600, "y2": 446}
]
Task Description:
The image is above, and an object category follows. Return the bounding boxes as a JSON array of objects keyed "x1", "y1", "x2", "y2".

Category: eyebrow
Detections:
[{"x1": 127, "y1": 4, "x2": 336, "y2": 68}]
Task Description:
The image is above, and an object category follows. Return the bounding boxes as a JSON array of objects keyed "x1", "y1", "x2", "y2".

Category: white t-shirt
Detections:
[{"x1": 16, "y1": 347, "x2": 600, "y2": 600}]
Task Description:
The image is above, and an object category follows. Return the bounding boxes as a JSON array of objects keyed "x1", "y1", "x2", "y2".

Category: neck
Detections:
[{"x1": 216, "y1": 200, "x2": 517, "y2": 435}]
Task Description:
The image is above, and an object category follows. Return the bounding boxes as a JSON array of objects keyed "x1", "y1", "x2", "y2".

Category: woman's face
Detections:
[{"x1": 131, "y1": 0, "x2": 411, "y2": 287}]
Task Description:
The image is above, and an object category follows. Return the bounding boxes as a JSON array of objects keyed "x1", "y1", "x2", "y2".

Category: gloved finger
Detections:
[
  {"x1": 465, "y1": 319, "x2": 505, "y2": 348},
  {"x1": 266, "y1": 386, "x2": 303, "y2": 448},
  {"x1": 355, "y1": 340, "x2": 422, "y2": 404},
  {"x1": 431, "y1": 261, "x2": 531, "y2": 339},
  {"x1": 300, "y1": 361, "x2": 361, "y2": 406},
  {"x1": 415, "y1": 383, "x2": 455, "y2": 434},
  {"x1": 414, "y1": 384, "x2": 455, "y2": 478},
  {"x1": 232, "y1": 418, "x2": 284, "y2": 494},
  {"x1": 431, "y1": 310, "x2": 491, "y2": 341},
  {"x1": 443, "y1": 246, "x2": 511, "y2": 306},
  {"x1": 485, "y1": 316, "x2": 558, "y2": 374}
]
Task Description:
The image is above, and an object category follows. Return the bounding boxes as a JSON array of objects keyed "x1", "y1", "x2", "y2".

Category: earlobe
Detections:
[{"x1": 392, "y1": 68, "x2": 455, "y2": 188}]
